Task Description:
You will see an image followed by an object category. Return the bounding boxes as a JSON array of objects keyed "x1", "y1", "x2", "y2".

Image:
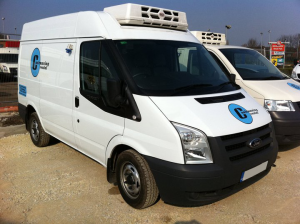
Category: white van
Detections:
[
  {"x1": 192, "y1": 31, "x2": 300, "y2": 145},
  {"x1": 18, "y1": 4, "x2": 278, "y2": 208},
  {"x1": 291, "y1": 62, "x2": 300, "y2": 82}
]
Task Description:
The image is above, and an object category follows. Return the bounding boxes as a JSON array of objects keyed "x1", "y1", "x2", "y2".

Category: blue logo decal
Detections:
[
  {"x1": 19, "y1": 84, "x2": 27, "y2": 97},
  {"x1": 31, "y1": 48, "x2": 40, "y2": 77},
  {"x1": 287, "y1": 82, "x2": 300, "y2": 91},
  {"x1": 229, "y1": 104, "x2": 253, "y2": 124}
]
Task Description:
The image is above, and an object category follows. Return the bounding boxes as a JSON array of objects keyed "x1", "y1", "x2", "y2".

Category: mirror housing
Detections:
[{"x1": 107, "y1": 79, "x2": 125, "y2": 108}]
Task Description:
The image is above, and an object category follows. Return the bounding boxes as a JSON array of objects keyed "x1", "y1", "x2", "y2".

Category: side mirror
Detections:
[
  {"x1": 107, "y1": 79, "x2": 125, "y2": 108},
  {"x1": 229, "y1": 74, "x2": 236, "y2": 83}
]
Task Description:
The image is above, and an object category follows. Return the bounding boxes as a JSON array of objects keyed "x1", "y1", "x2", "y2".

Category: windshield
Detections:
[
  {"x1": 220, "y1": 48, "x2": 288, "y2": 81},
  {"x1": 115, "y1": 40, "x2": 239, "y2": 96}
]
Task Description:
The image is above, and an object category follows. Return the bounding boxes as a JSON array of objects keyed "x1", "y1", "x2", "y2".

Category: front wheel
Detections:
[
  {"x1": 28, "y1": 112, "x2": 51, "y2": 147},
  {"x1": 116, "y1": 150, "x2": 159, "y2": 209}
]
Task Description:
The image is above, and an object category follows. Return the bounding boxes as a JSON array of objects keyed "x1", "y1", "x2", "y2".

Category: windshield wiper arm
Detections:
[{"x1": 172, "y1": 84, "x2": 212, "y2": 95}]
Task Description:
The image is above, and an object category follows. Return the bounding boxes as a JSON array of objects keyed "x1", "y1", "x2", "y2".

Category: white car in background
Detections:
[{"x1": 291, "y1": 62, "x2": 300, "y2": 82}]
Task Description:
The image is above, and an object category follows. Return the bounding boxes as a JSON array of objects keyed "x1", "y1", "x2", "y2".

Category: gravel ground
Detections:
[{"x1": 0, "y1": 133, "x2": 300, "y2": 224}]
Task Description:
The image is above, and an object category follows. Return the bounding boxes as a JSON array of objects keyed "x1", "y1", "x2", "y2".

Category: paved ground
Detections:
[{"x1": 0, "y1": 126, "x2": 300, "y2": 223}]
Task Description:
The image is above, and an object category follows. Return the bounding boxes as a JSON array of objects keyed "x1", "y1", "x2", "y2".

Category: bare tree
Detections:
[
  {"x1": 242, "y1": 38, "x2": 259, "y2": 48},
  {"x1": 278, "y1": 33, "x2": 300, "y2": 49}
]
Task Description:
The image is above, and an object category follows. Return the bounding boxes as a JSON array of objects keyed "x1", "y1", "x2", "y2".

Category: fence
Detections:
[{"x1": 0, "y1": 74, "x2": 18, "y2": 107}]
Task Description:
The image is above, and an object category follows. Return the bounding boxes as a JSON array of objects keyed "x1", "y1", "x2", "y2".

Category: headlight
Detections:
[
  {"x1": 172, "y1": 122, "x2": 213, "y2": 164},
  {"x1": 264, "y1": 100, "x2": 295, "y2": 111},
  {"x1": 3, "y1": 66, "x2": 7, "y2": 71}
]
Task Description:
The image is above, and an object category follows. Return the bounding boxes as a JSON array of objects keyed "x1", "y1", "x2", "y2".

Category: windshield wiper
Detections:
[{"x1": 172, "y1": 84, "x2": 212, "y2": 95}]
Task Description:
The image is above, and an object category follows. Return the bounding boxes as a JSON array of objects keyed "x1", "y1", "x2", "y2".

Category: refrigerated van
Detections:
[
  {"x1": 18, "y1": 4, "x2": 278, "y2": 209},
  {"x1": 192, "y1": 31, "x2": 300, "y2": 145}
]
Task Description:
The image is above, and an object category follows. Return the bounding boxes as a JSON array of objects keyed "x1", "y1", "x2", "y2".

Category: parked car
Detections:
[
  {"x1": 192, "y1": 31, "x2": 300, "y2": 145},
  {"x1": 18, "y1": 5, "x2": 278, "y2": 208}
]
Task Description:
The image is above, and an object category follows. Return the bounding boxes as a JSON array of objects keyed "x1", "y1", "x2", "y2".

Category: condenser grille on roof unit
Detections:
[
  {"x1": 191, "y1": 31, "x2": 226, "y2": 45},
  {"x1": 104, "y1": 3, "x2": 188, "y2": 31}
]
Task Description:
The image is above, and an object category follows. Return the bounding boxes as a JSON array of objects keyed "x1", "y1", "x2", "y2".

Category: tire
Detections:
[
  {"x1": 116, "y1": 150, "x2": 159, "y2": 209},
  {"x1": 28, "y1": 112, "x2": 51, "y2": 147}
]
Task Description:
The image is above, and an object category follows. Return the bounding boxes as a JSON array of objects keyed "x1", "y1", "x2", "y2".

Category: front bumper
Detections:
[
  {"x1": 144, "y1": 124, "x2": 278, "y2": 206},
  {"x1": 270, "y1": 102, "x2": 300, "y2": 144}
]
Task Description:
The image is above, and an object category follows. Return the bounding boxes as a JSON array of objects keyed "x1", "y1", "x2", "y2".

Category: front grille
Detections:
[
  {"x1": 225, "y1": 133, "x2": 270, "y2": 151},
  {"x1": 221, "y1": 124, "x2": 269, "y2": 141},
  {"x1": 229, "y1": 144, "x2": 271, "y2": 161},
  {"x1": 296, "y1": 101, "x2": 300, "y2": 109},
  {"x1": 221, "y1": 124, "x2": 272, "y2": 162}
]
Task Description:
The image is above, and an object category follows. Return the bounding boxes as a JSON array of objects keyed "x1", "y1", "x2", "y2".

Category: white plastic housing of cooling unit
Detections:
[
  {"x1": 104, "y1": 3, "x2": 188, "y2": 31},
  {"x1": 191, "y1": 31, "x2": 226, "y2": 45}
]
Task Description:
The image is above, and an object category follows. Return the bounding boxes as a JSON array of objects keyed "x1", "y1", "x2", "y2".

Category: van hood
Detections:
[
  {"x1": 150, "y1": 89, "x2": 271, "y2": 137},
  {"x1": 242, "y1": 79, "x2": 300, "y2": 101}
]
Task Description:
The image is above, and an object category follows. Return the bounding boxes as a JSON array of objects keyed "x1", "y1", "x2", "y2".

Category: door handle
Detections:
[{"x1": 75, "y1": 96, "x2": 79, "y2": 108}]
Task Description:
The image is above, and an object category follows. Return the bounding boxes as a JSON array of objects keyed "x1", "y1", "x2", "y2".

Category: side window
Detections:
[
  {"x1": 100, "y1": 44, "x2": 120, "y2": 107},
  {"x1": 80, "y1": 41, "x2": 100, "y2": 94},
  {"x1": 80, "y1": 40, "x2": 120, "y2": 108}
]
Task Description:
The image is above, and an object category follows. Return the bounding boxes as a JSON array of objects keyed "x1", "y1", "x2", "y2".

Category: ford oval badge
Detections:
[{"x1": 249, "y1": 138, "x2": 262, "y2": 149}]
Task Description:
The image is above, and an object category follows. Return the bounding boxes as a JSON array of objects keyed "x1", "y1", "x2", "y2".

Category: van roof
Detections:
[
  {"x1": 21, "y1": 4, "x2": 194, "y2": 42},
  {"x1": 205, "y1": 45, "x2": 251, "y2": 50}
]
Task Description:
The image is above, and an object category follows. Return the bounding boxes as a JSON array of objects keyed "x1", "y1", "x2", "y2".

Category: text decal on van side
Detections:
[
  {"x1": 19, "y1": 84, "x2": 27, "y2": 97},
  {"x1": 228, "y1": 104, "x2": 253, "y2": 124},
  {"x1": 30, "y1": 48, "x2": 50, "y2": 77},
  {"x1": 287, "y1": 82, "x2": 300, "y2": 91}
]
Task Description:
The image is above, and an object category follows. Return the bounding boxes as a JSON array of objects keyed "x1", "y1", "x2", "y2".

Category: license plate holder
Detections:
[{"x1": 240, "y1": 161, "x2": 268, "y2": 182}]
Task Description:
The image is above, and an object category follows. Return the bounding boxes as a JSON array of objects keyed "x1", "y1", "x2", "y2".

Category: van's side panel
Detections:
[
  {"x1": 19, "y1": 42, "x2": 43, "y2": 113},
  {"x1": 39, "y1": 40, "x2": 77, "y2": 146}
]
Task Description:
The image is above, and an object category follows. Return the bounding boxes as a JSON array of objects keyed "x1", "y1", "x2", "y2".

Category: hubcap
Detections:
[
  {"x1": 120, "y1": 162, "x2": 141, "y2": 199},
  {"x1": 31, "y1": 119, "x2": 39, "y2": 141}
]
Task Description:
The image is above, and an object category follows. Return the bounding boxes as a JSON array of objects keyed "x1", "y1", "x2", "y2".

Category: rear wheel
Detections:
[
  {"x1": 116, "y1": 150, "x2": 159, "y2": 209},
  {"x1": 29, "y1": 112, "x2": 51, "y2": 147}
]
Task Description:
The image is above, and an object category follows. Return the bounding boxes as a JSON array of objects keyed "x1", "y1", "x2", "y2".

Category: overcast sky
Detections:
[{"x1": 0, "y1": 0, "x2": 299, "y2": 46}]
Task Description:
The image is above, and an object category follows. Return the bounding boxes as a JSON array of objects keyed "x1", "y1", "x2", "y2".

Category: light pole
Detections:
[
  {"x1": 297, "y1": 39, "x2": 300, "y2": 59},
  {"x1": 268, "y1": 30, "x2": 271, "y2": 43},
  {"x1": 225, "y1": 25, "x2": 231, "y2": 45},
  {"x1": 2, "y1": 17, "x2": 5, "y2": 33},
  {"x1": 15, "y1": 27, "x2": 16, "y2": 35},
  {"x1": 260, "y1": 32, "x2": 263, "y2": 53}
]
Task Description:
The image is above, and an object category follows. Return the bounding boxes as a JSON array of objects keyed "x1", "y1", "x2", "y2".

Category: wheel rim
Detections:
[
  {"x1": 120, "y1": 162, "x2": 141, "y2": 199},
  {"x1": 31, "y1": 119, "x2": 39, "y2": 141}
]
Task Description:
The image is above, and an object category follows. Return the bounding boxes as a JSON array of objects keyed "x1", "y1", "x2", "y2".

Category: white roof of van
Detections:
[
  {"x1": 21, "y1": 8, "x2": 197, "y2": 43},
  {"x1": 205, "y1": 45, "x2": 251, "y2": 50}
]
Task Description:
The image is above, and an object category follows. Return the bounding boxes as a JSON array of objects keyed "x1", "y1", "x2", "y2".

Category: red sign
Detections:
[
  {"x1": 271, "y1": 43, "x2": 285, "y2": 52},
  {"x1": 5, "y1": 41, "x2": 20, "y2": 48}
]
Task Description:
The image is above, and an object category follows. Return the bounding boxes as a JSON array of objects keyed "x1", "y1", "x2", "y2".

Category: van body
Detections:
[
  {"x1": 292, "y1": 63, "x2": 300, "y2": 82},
  {"x1": 18, "y1": 4, "x2": 278, "y2": 208},
  {"x1": 192, "y1": 31, "x2": 300, "y2": 145}
]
